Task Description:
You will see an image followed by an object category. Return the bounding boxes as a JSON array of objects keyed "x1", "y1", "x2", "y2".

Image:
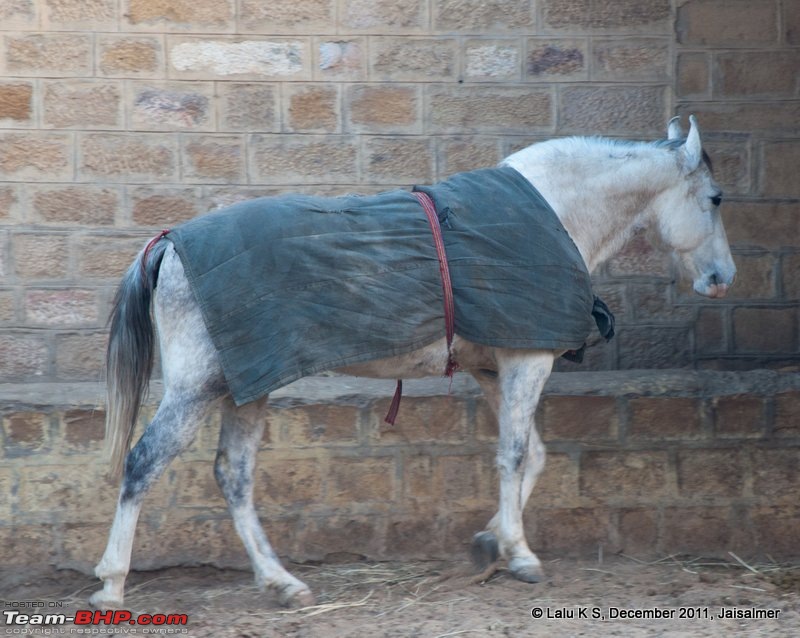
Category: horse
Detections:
[{"x1": 89, "y1": 116, "x2": 736, "y2": 609}]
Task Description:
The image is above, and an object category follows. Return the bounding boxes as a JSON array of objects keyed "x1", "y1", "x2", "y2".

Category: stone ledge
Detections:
[{"x1": 1, "y1": 369, "x2": 798, "y2": 410}]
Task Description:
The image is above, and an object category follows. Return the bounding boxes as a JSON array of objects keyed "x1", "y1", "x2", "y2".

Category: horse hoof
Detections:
[
  {"x1": 279, "y1": 585, "x2": 315, "y2": 609},
  {"x1": 470, "y1": 531, "x2": 499, "y2": 569},
  {"x1": 509, "y1": 558, "x2": 544, "y2": 584},
  {"x1": 89, "y1": 590, "x2": 123, "y2": 611}
]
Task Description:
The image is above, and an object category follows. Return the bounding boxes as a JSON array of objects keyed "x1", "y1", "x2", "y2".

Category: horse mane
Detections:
[{"x1": 505, "y1": 135, "x2": 713, "y2": 173}]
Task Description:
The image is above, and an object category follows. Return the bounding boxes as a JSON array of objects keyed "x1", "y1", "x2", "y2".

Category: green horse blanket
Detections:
[{"x1": 167, "y1": 167, "x2": 599, "y2": 405}]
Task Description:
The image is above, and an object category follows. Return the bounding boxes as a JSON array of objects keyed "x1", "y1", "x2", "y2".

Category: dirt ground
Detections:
[{"x1": 3, "y1": 555, "x2": 800, "y2": 637}]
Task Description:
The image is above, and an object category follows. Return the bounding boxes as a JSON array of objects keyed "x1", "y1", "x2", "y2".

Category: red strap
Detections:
[
  {"x1": 140, "y1": 229, "x2": 170, "y2": 281},
  {"x1": 384, "y1": 191, "x2": 458, "y2": 425}
]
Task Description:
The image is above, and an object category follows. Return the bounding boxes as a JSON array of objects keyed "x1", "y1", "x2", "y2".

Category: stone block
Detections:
[
  {"x1": 558, "y1": 85, "x2": 667, "y2": 135},
  {"x1": 130, "y1": 186, "x2": 204, "y2": 226},
  {"x1": 724, "y1": 253, "x2": 775, "y2": 300},
  {"x1": 126, "y1": 0, "x2": 235, "y2": 31},
  {"x1": 98, "y1": 36, "x2": 163, "y2": 77},
  {"x1": 249, "y1": 134, "x2": 358, "y2": 184},
  {"x1": 285, "y1": 84, "x2": 340, "y2": 133},
  {"x1": 628, "y1": 397, "x2": 704, "y2": 440},
  {"x1": 19, "y1": 464, "x2": 116, "y2": 522},
  {"x1": 544, "y1": 0, "x2": 670, "y2": 32},
  {"x1": 786, "y1": 0, "x2": 800, "y2": 44},
  {"x1": 464, "y1": 40, "x2": 520, "y2": 81},
  {"x1": 427, "y1": 85, "x2": 553, "y2": 134},
  {"x1": 723, "y1": 201, "x2": 800, "y2": 250},
  {"x1": 130, "y1": 82, "x2": 214, "y2": 130},
  {"x1": 526, "y1": 38, "x2": 588, "y2": 80},
  {"x1": 580, "y1": 450, "x2": 672, "y2": 500},
  {"x1": 182, "y1": 136, "x2": 245, "y2": 184},
  {"x1": 0, "y1": 82, "x2": 32, "y2": 123},
  {"x1": 540, "y1": 395, "x2": 618, "y2": 442},
  {"x1": 4, "y1": 33, "x2": 91, "y2": 76},
  {"x1": 24, "y1": 289, "x2": 99, "y2": 328},
  {"x1": 218, "y1": 82, "x2": 279, "y2": 132},
  {"x1": 55, "y1": 333, "x2": 107, "y2": 381},
  {"x1": 254, "y1": 456, "x2": 326, "y2": 509},
  {"x1": 618, "y1": 327, "x2": 693, "y2": 370},
  {"x1": 617, "y1": 508, "x2": 658, "y2": 554},
  {"x1": 531, "y1": 453, "x2": 579, "y2": 506},
  {"x1": 704, "y1": 138, "x2": 751, "y2": 195},
  {"x1": 676, "y1": 0, "x2": 777, "y2": 46},
  {"x1": 533, "y1": 507, "x2": 611, "y2": 553},
  {"x1": 660, "y1": 506, "x2": 738, "y2": 555},
  {"x1": 676, "y1": 52, "x2": 709, "y2": 98},
  {"x1": 13, "y1": 233, "x2": 69, "y2": 279},
  {"x1": 327, "y1": 457, "x2": 395, "y2": 503},
  {"x1": 239, "y1": 0, "x2": 335, "y2": 33},
  {"x1": 677, "y1": 101, "x2": 800, "y2": 134},
  {"x1": 362, "y1": 136, "x2": 434, "y2": 183},
  {"x1": 346, "y1": 84, "x2": 420, "y2": 134},
  {"x1": 315, "y1": 38, "x2": 366, "y2": 80},
  {"x1": 774, "y1": 391, "x2": 800, "y2": 438},
  {"x1": 62, "y1": 409, "x2": 106, "y2": 451},
  {"x1": 30, "y1": 185, "x2": 119, "y2": 225},
  {"x1": 591, "y1": 38, "x2": 669, "y2": 82},
  {"x1": 762, "y1": 140, "x2": 800, "y2": 198},
  {"x1": 168, "y1": 37, "x2": 308, "y2": 79},
  {"x1": 73, "y1": 235, "x2": 143, "y2": 278},
  {"x1": 751, "y1": 448, "x2": 800, "y2": 499},
  {"x1": 3, "y1": 412, "x2": 48, "y2": 451},
  {"x1": 0, "y1": 132, "x2": 72, "y2": 181},
  {"x1": 433, "y1": 0, "x2": 534, "y2": 31},
  {"x1": 372, "y1": 396, "x2": 466, "y2": 444},
  {"x1": 43, "y1": 81, "x2": 122, "y2": 129},
  {"x1": 751, "y1": 506, "x2": 800, "y2": 556},
  {"x1": 341, "y1": 0, "x2": 426, "y2": 32},
  {"x1": 713, "y1": 394, "x2": 765, "y2": 438},
  {"x1": 80, "y1": 133, "x2": 178, "y2": 183},
  {"x1": 782, "y1": 253, "x2": 800, "y2": 300},
  {"x1": 43, "y1": 0, "x2": 116, "y2": 30},
  {"x1": 0, "y1": 525, "x2": 56, "y2": 567},
  {"x1": 716, "y1": 51, "x2": 799, "y2": 98},
  {"x1": 278, "y1": 404, "x2": 359, "y2": 446},
  {"x1": 0, "y1": 334, "x2": 49, "y2": 380},
  {"x1": 371, "y1": 37, "x2": 457, "y2": 81},
  {"x1": 732, "y1": 307, "x2": 797, "y2": 354},
  {"x1": 676, "y1": 449, "x2": 745, "y2": 497},
  {"x1": 437, "y1": 137, "x2": 501, "y2": 176}
]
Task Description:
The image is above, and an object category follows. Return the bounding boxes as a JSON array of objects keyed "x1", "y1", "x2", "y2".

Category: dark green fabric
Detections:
[{"x1": 167, "y1": 167, "x2": 595, "y2": 406}]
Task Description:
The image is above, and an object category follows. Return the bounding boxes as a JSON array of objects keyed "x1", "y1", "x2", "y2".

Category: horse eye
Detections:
[{"x1": 710, "y1": 195, "x2": 722, "y2": 207}]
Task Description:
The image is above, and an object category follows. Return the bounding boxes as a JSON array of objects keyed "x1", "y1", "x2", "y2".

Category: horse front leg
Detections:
[{"x1": 471, "y1": 350, "x2": 553, "y2": 583}]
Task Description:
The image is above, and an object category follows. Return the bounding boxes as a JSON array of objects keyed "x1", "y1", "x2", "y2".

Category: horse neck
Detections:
[{"x1": 503, "y1": 139, "x2": 676, "y2": 273}]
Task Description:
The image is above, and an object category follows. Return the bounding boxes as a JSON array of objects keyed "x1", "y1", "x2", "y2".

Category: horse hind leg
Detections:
[
  {"x1": 215, "y1": 397, "x2": 314, "y2": 608},
  {"x1": 90, "y1": 390, "x2": 220, "y2": 609}
]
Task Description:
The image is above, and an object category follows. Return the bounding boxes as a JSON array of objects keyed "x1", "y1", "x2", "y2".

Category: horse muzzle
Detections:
[{"x1": 693, "y1": 271, "x2": 735, "y2": 299}]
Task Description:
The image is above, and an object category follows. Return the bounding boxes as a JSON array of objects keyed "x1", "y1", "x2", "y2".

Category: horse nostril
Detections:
[{"x1": 709, "y1": 273, "x2": 719, "y2": 285}]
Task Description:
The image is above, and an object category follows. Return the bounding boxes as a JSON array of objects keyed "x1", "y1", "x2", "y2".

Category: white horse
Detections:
[{"x1": 90, "y1": 116, "x2": 735, "y2": 609}]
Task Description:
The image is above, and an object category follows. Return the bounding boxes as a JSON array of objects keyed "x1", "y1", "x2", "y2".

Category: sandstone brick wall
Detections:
[
  {"x1": 0, "y1": 1, "x2": 796, "y2": 380},
  {"x1": 2, "y1": 372, "x2": 799, "y2": 570}
]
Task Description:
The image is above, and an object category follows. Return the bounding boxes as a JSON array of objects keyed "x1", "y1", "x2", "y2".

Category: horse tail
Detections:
[{"x1": 105, "y1": 234, "x2": 169, "y2": 480}]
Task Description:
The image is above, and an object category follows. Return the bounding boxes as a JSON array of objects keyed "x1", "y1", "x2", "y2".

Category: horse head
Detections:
[{"x1": 652, "y1": 115, "x2": 736, "y2": 298}]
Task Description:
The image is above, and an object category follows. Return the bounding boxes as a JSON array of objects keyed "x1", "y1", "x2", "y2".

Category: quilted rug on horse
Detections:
[{"x1": 167, "y1": 166, "x2": 596, "y2": 405}]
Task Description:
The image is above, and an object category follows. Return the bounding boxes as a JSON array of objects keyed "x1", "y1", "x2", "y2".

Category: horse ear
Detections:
[
  {"x1": 667, "y1": 116, "x2": 684, "y2": 140},
  {"x1": 680, "y1": 114, "x2": 702, "y2": 172}
]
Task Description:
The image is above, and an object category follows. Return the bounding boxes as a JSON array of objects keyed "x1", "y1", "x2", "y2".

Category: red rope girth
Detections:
[
  {"x1": 384, "y1": 191, "x2": 458, "y2": 425},
  {"x1": 140, "y1": 229, "x2": 171, "y2": 281}
]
